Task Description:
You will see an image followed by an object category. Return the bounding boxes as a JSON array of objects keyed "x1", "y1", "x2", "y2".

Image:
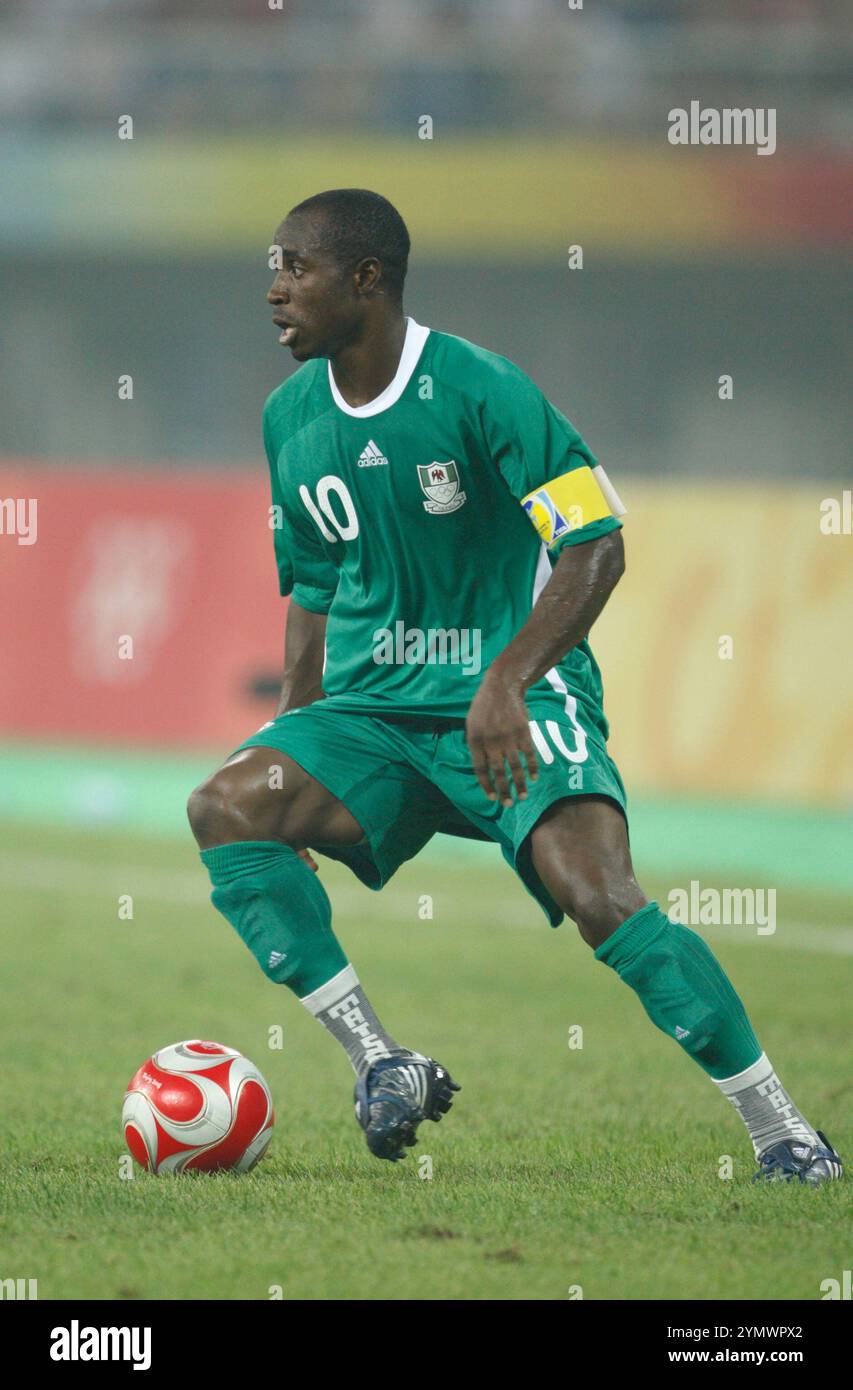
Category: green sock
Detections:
[
  {"x1": 595, "y1": 902, "x2": 762, "y2": 1080},
  {"x1": 201, "y1": 841, "x2": 407, "y2": 1072},
  {"x1": 200, "y1": 840, "x2": 348, "y2": 997}
]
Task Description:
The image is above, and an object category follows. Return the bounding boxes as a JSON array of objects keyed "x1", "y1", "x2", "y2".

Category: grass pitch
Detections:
[{"x1": 1, "y1": 818, "x2": 850, "y2": 1301}]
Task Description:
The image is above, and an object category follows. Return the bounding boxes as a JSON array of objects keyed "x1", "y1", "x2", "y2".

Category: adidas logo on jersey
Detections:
[
  {"x1": 268, "y1": 950, "x2": 288, "y2": 969},
  {"x1": 357, "y1": 440, "x2": 389, "y2": 467}
]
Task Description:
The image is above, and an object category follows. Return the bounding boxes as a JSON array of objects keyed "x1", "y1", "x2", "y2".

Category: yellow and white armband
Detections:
[{"x1": 520, "y1": 465, "x2": 626, "y2": 548}]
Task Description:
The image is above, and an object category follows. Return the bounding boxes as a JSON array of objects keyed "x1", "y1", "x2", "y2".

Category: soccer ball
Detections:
[{"x1": 122, "y1": 1039, "x2": 274, "y2": 1174}]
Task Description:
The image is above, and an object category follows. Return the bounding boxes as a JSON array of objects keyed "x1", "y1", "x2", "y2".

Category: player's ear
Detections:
[{"x1": 354, "y1": 256, "x2": 382, "y2": 296}]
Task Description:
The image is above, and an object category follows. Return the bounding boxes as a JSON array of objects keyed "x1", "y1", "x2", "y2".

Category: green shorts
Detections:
[{"x1": 235, "y1": 691, "x2": 627, "y2": 927}]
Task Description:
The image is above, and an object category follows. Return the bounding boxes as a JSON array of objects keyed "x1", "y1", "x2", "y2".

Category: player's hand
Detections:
[
  {"x1": 296, "y1": 847, "x2": 319, "y2": 872},
  {"x1": 466, "y1": 672, "x2": 539, "y2": 807}
]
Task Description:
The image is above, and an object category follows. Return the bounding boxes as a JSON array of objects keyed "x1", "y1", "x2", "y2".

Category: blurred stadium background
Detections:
[
  {"x1": 1, "y1": 0, "x2": 850, "y2": 876},
  {"x1": 1, "y1": 0, "x2": 852, "y2": 1303}
]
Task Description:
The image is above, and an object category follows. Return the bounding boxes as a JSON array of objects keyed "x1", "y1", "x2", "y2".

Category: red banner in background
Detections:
[{"x1": 1, "y1": 465, "x2": 285, "y2": 749}]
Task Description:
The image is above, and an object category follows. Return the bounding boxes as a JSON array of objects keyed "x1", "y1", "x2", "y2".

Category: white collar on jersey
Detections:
[{"x1": 327, "y1": 316, "x2": 430, "y2": 418}]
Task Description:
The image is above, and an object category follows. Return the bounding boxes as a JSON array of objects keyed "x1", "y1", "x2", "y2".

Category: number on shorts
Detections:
[{"x1": 528, "y1": 699, "x2": 588, "y2": 764}]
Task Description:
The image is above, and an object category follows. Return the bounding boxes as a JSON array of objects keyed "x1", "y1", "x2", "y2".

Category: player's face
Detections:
[{"x1": 267, "y1": 214, "x2": 361, "y2": 362}]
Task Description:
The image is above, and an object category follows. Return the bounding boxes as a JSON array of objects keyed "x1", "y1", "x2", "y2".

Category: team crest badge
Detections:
[{"x1": 417, "y1": 461, "x2": 466, "y2": 515}]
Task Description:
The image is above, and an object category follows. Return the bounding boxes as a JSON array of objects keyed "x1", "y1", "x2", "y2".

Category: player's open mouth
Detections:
[{"x1": 274, "y1": 320, "x2": 298, "y2": 346}]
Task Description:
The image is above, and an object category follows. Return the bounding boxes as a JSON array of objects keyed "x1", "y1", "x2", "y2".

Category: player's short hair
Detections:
[{"x1": 288, "y1": 189, "x2": 410, "y2": 300}]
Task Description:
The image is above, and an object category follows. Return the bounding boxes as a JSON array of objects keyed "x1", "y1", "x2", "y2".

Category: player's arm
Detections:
[
  {"x1": 275, "y1": 600, "x2": 327, "y2": 716},
  {"x1": 492, "y1": 528, "x2": 624, "y2": 692},
  {"x1": 466, "y1": 531, "x2": 624, "y2": 806},
  {"x1": 470, "y1": 365, "x2": 626, "y2": 805}
]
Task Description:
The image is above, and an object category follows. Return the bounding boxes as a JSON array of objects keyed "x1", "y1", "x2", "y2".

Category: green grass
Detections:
[{"x1": 1, "y1": 819, "x2": 850, "y2": 1301}]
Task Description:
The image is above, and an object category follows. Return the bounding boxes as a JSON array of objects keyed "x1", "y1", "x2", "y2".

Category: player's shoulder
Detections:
[
  {"x1": 262, "y1": 359, "x2": 329, "y2": 443},
  {"x1": 426, "y1": 328, "x2": 541, "y2": 401}
]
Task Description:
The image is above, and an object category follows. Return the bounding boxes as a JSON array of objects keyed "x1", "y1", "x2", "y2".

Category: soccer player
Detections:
[{"x1": 188, "y1": 189, "x2": 841, "y2": 1182}]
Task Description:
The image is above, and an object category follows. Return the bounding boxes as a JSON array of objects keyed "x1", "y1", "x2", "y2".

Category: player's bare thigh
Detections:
[
  {"x1": 528, "y1": 795, "x2": 647, "y2": 948},
  {"x1": 187, "y1": 745, "x2": 366, "y2": 851}
]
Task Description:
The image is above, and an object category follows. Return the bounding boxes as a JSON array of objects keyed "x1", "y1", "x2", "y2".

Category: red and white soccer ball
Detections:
[{"x1": 122, "y1": 1040, "x2": 274, "y2": 1175}]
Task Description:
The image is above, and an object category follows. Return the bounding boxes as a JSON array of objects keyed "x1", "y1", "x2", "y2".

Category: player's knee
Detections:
[
  {"x1": 556, "y1": 868, "x2": 645, "y2": 950},
  {"x1": 187, "y1": 775, "x2": 236, "y2": 848},
  {"x1": 188, "y1": 755, "x2": 316, "y2": 850},
  {"x1": 187, "y1": 767, "x2": 274, "y2": 849}
]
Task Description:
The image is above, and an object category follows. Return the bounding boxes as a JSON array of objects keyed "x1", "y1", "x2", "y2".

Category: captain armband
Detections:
[{"x1": 520, "y1": 465, "x2": 626, "y2": 549}]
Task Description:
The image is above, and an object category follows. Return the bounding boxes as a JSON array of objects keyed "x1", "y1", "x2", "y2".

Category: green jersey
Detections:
[{"x1": 263, "y1": 318, "x2": 622, "y2": 721}]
